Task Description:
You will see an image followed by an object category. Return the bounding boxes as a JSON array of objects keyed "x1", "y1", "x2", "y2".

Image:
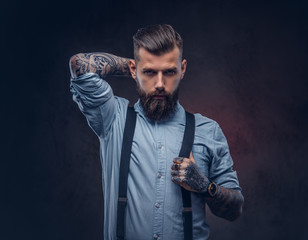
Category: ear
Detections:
[
  {"x1": 180, "y1": 59, "x2": 187, "y2": 80},
  {"x1": 129, "y1": 59, "x2": 137, "y2": 80}
]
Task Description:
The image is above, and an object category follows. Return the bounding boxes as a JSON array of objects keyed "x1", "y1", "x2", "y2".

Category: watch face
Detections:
[{"x1": 209, "y1": 183, "x2": 217, "y2": 196}]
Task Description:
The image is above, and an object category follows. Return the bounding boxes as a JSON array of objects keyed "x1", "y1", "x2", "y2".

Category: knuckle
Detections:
[{"x1": 174, "y1": 157, "x2": 184, "y2": 163}]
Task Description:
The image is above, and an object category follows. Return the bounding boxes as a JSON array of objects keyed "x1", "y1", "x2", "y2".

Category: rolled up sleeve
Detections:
[
  {"x1": 70, "y1": 73, "x2": 116, "y2": 138},
  {"x1": 209, "y1": 123, "x2": 241, "y2": 190}
]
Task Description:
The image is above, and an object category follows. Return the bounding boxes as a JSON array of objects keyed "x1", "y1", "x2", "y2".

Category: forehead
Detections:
[{"x1": 137, "y1": 47, "x2": 181, "y2": 69}]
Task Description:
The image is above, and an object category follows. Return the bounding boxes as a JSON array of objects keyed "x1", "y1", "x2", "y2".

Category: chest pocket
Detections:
[{"x1": 192, "y1": 145, "x2": 210, "y2": 178}]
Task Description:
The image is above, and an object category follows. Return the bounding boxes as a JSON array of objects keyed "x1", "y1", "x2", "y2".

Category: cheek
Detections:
[
  {"x1": 167, "y1": 77, "x2": 181, "y2": 91},
  {"x1": 136, "y1": 74, "x2": 152, "y2": 91}
]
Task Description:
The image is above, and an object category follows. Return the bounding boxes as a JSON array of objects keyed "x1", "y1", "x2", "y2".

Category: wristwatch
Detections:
[{"x1": 207, "y1": 182, "x2": 217, "y2": 197}]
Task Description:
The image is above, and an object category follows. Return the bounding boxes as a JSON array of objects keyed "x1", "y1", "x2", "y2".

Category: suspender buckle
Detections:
[
  {"x1": 118, "y1": 197, "x2": 127, "y2": 203},
  {"x1": 182, "y1": 207, "x2": 192, "y2": 212}
]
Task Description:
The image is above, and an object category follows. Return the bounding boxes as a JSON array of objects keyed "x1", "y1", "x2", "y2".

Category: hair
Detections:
[
  {"x1": 133, "y1": 24, "x2": 183, "y2": 62},
  {"x1": 137, "y1": 80, "x2": 179, "y2": 121}
]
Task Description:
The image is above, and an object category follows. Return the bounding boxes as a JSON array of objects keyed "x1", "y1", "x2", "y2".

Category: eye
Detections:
[
  {"x1": 164, "y1": 70, "x2": 176, "y2": 76},
  {"x1": 143, "y1": 70, "x2": 156, "y2": 75}
]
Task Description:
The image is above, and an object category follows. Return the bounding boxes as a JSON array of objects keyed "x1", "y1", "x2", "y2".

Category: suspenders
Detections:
[
  {"x1": 117, "y1": 106, "x2": 195, "y2": 240},
  {"x1": 178, "y1": 111, "x2": 195, "y2": 240},
  {"x1": 117, "y1": 107, "x2": 137, "y2": 240}
]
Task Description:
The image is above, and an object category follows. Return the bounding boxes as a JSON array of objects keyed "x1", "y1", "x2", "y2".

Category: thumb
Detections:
[{"x1": 189, "y1": 151, "x2": 196, "y2": 163}]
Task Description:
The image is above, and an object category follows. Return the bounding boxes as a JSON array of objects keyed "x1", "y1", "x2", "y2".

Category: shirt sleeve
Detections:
[
  {"x1": 209, "y1": 122, "x2": 241, "y2": 190},
  {"x1": 70, "y1": 72, "x2": 116, "y2": 138}
]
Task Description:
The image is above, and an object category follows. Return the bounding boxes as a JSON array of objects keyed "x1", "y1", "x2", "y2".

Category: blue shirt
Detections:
[{"x1": 70, "y1": 73, "x2": 241, "y2": 240}]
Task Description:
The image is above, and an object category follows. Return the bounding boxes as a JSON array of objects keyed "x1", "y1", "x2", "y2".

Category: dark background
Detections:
[{"x1": 2, "y1": 0, "x2": 308, "y2": 239}]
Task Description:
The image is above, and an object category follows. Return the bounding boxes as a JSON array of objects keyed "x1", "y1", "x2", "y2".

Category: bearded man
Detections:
[{"x1": 69, "y1": 24, "x2": 244, "y2": 240}]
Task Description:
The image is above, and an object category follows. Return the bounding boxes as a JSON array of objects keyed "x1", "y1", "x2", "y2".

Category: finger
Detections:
[
  {"x1": 171, "y1": 161, "x2": 190, "y2": 170},
  {"x1": 171, "y1": 170, "x2": 180, "y2": 176},
  {"x1": 173, "y1": 157, "x2": 184, "y2": 164},
  {"x1": 171, "y1": 170, "x2": 185, "y2": 176},
  {"x1": 171, "y1": 176, "x2": 183, "y2": 184},
  {"x1": 171, "y1": 163, "x2": 182, "y2": 170},
  {"x1": 189, "y1": 151, "x2": 196, "y2": 163}
]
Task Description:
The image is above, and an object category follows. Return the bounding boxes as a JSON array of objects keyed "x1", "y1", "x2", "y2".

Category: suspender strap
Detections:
[
  {"x1": 117, "y1": 106, "x2": 137, "y2": 240},
  {"x1": 179, "y1": 111, "x2": 195, "y2": 240},
  {"x1": 116, "y1": 107, "x2": 195, "y2": 240}
]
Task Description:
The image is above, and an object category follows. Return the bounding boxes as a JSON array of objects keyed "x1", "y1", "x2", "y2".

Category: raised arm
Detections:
[
  {"x1": 69, "y1": 52, "x2": 131, "y2": 78},
  {"x1": 69, "y1": 52, "x2": 132, "y2": 138}
]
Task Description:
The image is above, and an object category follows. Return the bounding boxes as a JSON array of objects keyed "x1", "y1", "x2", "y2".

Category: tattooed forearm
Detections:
[
  {"x1": 69, "y1": 52, "x2": 131, "y2": 78},
  {"x1": 205, "y1": 186, "x2": 244, "y2": 221}
]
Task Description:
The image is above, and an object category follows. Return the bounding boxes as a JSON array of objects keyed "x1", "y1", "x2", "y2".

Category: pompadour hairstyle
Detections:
[{"x1": 133, "y1": 24, "x2": 183, "y2": 61}]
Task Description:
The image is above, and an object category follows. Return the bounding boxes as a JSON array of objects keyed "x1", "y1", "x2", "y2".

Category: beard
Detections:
[{"x1": 137, "y1": 82, "x2": 179, "y2": 122}]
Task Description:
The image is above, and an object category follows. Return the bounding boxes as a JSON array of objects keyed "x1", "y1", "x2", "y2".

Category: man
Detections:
[{"x1": 69, "y1": 24, "x2": 244, "y2": 240}]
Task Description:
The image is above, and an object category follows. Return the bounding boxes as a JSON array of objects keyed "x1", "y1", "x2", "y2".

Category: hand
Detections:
[{"x1": 171, "y1": 152, "x2": 210, "y2": 193}]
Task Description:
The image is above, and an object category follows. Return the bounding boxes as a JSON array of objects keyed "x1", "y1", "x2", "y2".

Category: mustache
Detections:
[{"x1": 147, "y1": 90, "x2": 169, "y2": 97}]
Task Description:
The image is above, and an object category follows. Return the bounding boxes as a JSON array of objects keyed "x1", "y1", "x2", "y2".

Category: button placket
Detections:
[{"x1": 153, "y1": 125, "x2": 166, "y2": 239}]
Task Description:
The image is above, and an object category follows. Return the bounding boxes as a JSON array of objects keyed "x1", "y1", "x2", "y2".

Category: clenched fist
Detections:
[{"x1": 171, "y1": 151, "x2": 210, "y2": 193}]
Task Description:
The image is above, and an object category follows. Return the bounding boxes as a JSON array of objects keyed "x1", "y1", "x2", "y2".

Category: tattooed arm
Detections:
[
  {"x1": 69, "y1": 53, "x2": 132, "y2": 137},
  {"x1": 171, "y1": 152, "x2": 244, "y2": 221},
  {"x1": 204, "y1": 186, "x2": 244, "y2": 221},
  {"x1": 69, "y1": 52, "x2": 131, "y2": 78}
]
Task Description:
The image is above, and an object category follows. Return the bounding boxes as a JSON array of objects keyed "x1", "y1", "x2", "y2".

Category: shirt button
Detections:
[
  {"x1": 158, "y1": 144, "x2": 163, "y2": 149},
  {"x1": 155, "y1": 203, "x2": 160, "y2": 208},
  {"x1": 153, "y1": 234, "x2": 159, "y2": 239},
  {"x1": 157, "y1": 173, "x2": 162, "y2": 178}
]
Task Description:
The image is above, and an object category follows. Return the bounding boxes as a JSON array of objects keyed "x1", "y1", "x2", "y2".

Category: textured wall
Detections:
[{"x1": 3, "y1": 0, "x2": 308, "y2": 239}]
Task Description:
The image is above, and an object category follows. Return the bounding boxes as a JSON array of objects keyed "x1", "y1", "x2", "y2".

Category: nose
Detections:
[{"x1": 155, "y1": 72, "x2": 165, "y2": 90}]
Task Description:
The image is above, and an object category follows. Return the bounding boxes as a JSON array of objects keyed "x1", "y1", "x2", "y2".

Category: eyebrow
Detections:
[{"x1": 142, "y1": 67, "x2": 178, "y2": 72}]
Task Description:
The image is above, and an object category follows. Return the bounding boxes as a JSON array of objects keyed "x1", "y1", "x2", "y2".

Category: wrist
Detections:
[
  {"x1": 199, "y1": 179, "x2": 210, "y2": 194},
  {"x1": 207, "y1": 182, "x2": 218, "y2": 197}
]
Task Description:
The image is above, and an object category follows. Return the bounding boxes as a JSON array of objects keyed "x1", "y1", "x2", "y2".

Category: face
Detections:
[
  {"x1": 129, "y1": 47, "x2": 187, "y2": 121},
  {"x1": 129, "y1": 47, "x2": 187, "y2": 95}
]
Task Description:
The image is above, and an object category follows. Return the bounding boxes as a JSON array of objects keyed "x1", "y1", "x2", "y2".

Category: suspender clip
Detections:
[
  {"x1": 118, "y1": 197, "x2": 127, "y2": 203},
  {"x1": 183, "y1": 207, "x2": 192, "y2": 212}
]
